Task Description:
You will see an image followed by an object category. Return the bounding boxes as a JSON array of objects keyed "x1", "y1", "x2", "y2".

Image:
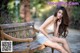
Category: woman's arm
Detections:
[
  {"x1": 39, "y1": 15, "x2": 54, "y2": 39},
  {"x1": 54, "y1": 19, "x2": 62, "y2": 37},
  {"x1": 54, "y1": 25, "x2": 59, "y2": 37}
]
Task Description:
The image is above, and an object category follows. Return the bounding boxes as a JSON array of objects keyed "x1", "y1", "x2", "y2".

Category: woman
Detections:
[{"x1": 36, "y1": 6, "x2": 71, "y2": 53}]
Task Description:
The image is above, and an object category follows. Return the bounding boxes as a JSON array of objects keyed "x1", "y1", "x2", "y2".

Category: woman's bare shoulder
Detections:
[
  {"x1": 49, "y1": 15, "x2": 54, "y2": 19},
  {"x1": 48, "y1": 15, "x2": 55, "y2": 21},
  {"x1": 40, "y1": 15, "x2": 54, "y2": 28}
]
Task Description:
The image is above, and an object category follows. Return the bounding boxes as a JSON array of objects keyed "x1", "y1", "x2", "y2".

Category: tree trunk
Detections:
[{"x1": 20, "y1": 0, "x2": 31, "y2": 22}]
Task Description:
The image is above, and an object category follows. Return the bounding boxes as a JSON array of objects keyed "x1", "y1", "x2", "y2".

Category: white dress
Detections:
[{"x1": 36, "y1": 23, "x2": 54, "y2": 44}]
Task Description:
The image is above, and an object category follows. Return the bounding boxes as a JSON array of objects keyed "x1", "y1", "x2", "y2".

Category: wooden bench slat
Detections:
[
  {"x1": 13, "y1": 42, "x2": 41, "y2": 52},
  {"x1": 4, "y1": 27, "x2": 33, "y2": 33},
  {"x1": 29, "y1": 41, "x2": 41, "y2": 50},
  {"x1": 13, "y1": 42, "x2": 29, "y2": 51},
  {"x1": 0, "y1": 22, "x2": 34, "y2": 29}
]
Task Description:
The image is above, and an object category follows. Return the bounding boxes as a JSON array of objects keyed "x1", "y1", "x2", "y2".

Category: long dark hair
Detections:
[{"x1": 54, "y1": 6, "x2": 69, "y2": 38}]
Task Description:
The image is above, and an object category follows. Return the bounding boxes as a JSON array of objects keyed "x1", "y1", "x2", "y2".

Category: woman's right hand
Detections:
[
  {"x1": 57, "y1": 19, "x2": 62, "y2": 26},
  {"x1": 47, "y1": 36, "x2": 53, "y2": 41}
]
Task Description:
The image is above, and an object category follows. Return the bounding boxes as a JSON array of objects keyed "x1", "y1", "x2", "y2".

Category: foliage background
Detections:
[{"x1": 0, "y1": 0, "x2": 80, "y2": 29}]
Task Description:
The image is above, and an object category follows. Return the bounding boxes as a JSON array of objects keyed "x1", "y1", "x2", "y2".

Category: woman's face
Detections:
[{"x1": 57, "y1": 10, "x2": 63, "y2": 19}]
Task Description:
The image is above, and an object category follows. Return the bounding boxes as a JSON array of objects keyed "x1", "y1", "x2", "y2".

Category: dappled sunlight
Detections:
[{"x1": 43, "y1": 5, "x2": 53, "y2": 11}]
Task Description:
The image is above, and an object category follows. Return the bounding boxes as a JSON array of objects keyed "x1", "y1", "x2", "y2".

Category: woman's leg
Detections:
[
  {"x1": 43, "y1": 40, "x2": 68, "y2": 53},
  {"x1": 51, "y1": 36, "x2": 71, "y2": 53}
]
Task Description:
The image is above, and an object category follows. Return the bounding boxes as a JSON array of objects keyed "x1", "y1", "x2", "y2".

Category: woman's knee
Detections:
[
  {"x1": 51, "y1": 37, "x2": 66, "y2": 44},
  {"x1": 45, "y1": 41, "x2": 61, "y2": 48},
  {"x1": 44, "y1": 40, "x2": 58, "y2": 48},
  {"x1": 62, "y1": 38, "x2": 67, "y2": 44},
  {"x1": 44, "y1": 41, "x2": 67, "y2": 52}
]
